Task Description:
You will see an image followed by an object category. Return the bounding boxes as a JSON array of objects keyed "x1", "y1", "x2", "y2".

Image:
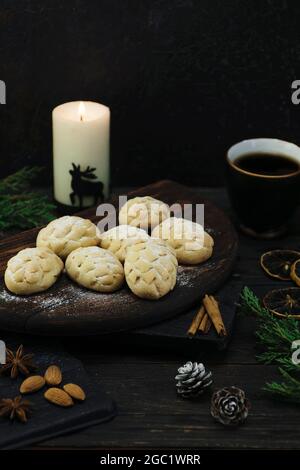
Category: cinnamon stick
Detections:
[
  {"x1": 204, "y1": 316, "x2": 212, "y2": 334},
  {"x1": 198, "y1": 313, "x2": 208, "y2": 333},
  {"x1": 198, "y1": 313, "x2": 212, "y2": 334},
  {"x1": 203, "y1": 295, "x2": 227, "y2": 336},
  {"x1": 187, "y1": 305, "x2": 205, "y2": 337}
]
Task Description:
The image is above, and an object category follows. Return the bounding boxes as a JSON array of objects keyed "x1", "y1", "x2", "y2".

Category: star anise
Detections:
[
  {"x1": 0, "y1": 345, "x2": 36, "y2": 379},
  {"x1": 0, "y1": 396, "x2": 32, "y2": 423}
]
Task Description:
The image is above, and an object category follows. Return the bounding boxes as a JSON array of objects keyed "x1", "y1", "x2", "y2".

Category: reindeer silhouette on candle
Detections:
[{"x1": 69, "y1": 163, "x2": 104, "y2": 208}]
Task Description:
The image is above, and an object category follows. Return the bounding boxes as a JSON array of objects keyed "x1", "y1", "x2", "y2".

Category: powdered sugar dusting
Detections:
[
  {"x1": 177, "y1": 266, "x2": 199, "y2": 287},
  {"x1": 0, "y1": 286, "x2": 72, "y2": 309},
  {"x1": 0, "y1": 275, "x2": 137, "y2": 315}
]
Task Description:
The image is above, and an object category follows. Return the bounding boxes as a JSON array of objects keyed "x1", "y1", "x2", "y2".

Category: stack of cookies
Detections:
[{"x1": 4, "y1": 196, "x2": 214, "y2": 301}]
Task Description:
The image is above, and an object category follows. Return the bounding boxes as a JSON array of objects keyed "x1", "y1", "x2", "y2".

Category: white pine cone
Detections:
[{"x1": 175, "y1": 361, "x2": 213, "y2": 398}]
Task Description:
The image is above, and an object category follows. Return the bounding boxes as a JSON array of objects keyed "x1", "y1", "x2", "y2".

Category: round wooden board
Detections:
[{"x1": 0, "y1": 181, "x2": 238, "y2": 336}]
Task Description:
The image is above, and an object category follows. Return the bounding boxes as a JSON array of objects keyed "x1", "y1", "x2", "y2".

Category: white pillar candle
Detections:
[{"x1": 53, "y1": 100, "x2": 110, "y2": 208}]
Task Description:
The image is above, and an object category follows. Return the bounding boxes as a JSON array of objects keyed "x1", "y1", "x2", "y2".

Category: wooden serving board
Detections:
[{"x1": 0, "y1": 180, "x2": 238, "y2": 336}]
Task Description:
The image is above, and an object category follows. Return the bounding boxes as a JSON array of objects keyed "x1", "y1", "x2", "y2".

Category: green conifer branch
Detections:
[
  {"x1": 264, "y1": 368, "x2": 300, "y2": 404},
  {"x1": 239, "y1": 286, "x2": 300, "y2": 403},
  {"x1": 0, "y1": 166, "x2": 42, "y2": 195},
  {"x1": 0, "y1": 167, "x2": 55, "y2": 230}
]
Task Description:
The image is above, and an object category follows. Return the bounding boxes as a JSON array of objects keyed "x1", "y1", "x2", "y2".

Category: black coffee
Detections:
[{"x1": 235, "y1": 153, "x2": 300, "y2": 176}]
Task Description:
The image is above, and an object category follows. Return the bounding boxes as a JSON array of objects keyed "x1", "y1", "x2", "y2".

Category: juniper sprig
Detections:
[
  {"x1": 0, "y1": 167, "x2": 55, "y2": 230},
  {"x1": 239, "y1": 286, "x2": 300, "y2": 403}
]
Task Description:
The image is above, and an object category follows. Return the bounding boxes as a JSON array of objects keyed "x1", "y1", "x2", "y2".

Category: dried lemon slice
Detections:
[
  {"x1": 260, "y1": 250, "x2": 300, "y2": 281},
  {"x1": 263, "y1": 287, "x2": 300, "y2": 318},
  {"x1": 291, "y1": 259, "x2": 300, "y2": 287}
]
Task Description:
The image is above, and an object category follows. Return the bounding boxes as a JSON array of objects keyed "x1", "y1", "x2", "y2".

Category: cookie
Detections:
[
  {"x1": 151, "y1": 217, "x2": 214, "y2": 265},
  {"x1": 118, "y1": 196, "x2": 170, "y2": 230},
  {"x1": 124, "y1": 239, "x2": 178, "y2": 300},
  {"x1": 36, "y1": 216, "x2": 99, "y2": 260},
  {"x1": 4, "y1": 247, "x2": 64, "y2": 295},
  {"x1": 65, "y1": 246, "x2": 124, "y2": 293},
  {"x1": 100, "y1": 225, "x2": 150, "y2": 263}
]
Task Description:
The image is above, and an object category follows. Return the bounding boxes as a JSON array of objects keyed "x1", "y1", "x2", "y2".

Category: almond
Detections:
[
  {"x1": 63, "y1": 383, "x2": 86, "y2": 401},
  {"x1": 44, "y1": 365, "x2": 62, "y2": 386},
  {"x1": 20, "y1": 375, "x2": 45, "y2": 394},
  {"x1": 44, "y1": 387, "x2": 74, "y2": 407}
]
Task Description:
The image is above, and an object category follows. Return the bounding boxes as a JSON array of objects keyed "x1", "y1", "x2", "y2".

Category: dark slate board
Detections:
[
  {"x1": 95, "y1": 278, "x2": 241, "y2": 352},
  {"x1": 0, "y1": 180, "x2": 238, "y2": 336},
  {"x1": 0, "y1": 336, "x2": 116, "y2": 449},
  {"x1": 129, "y1": 279, "x2": 242, "y2": 351}
]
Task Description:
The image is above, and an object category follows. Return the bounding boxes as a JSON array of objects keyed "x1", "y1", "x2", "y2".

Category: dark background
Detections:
[{"x1": 1, "y1": 0, "x2": 300, "y2": 187}]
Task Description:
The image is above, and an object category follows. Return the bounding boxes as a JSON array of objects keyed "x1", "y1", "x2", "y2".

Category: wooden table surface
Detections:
[{"x1": 3, "y1": 187, "x2": 300, "y2": 450}]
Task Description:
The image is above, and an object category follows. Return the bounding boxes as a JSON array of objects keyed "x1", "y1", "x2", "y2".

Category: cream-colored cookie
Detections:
[
  {"x1": 124, "y1": 239, "x2": 178, "y2": 300},
  {"x1": 65, "y1": 246, "x2": 124, "y2": 293},
  {"x1": 36, "y1": 216, "x2": 99, "y2": 260},
  {"x1": 4, "y1": 247, "x2": 64, "y2": 295},
  {"x1": 119, "y1": 196, "x2": 170, "y2": 230},
  {"x1": 151, "y1": 217, "x2": 214, "y2": 265},
  {"x1": 100, "y1": 225, "x2": 150, "y2": 263}
]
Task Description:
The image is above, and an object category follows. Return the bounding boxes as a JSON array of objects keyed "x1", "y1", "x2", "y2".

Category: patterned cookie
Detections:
[
  {"x1": 124, "y1": 239, "x2": 178, "y2": 300},
  {"x1": 65, "y1": 246, "x2": 124, "y2": 293},
  {"x1": 4, "y1": 247, "x2": 64, "y2": 295},
  {"x1": 36, "y1": 216, "x2": 99, "y2": 260},
  {"x1": 152, "y1": 217, "x2": 214, "y2": 265},
  {"x1": 100, "y1": 225, "x2": 150, "y2": 263},
  {"x1": 119, "y1": 196, "x2": 170, "y2": 230}
]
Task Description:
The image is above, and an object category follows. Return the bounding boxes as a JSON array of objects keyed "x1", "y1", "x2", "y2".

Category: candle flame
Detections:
[{"x1": 78, "y1": 101, "x2": 86, "y2": 121}]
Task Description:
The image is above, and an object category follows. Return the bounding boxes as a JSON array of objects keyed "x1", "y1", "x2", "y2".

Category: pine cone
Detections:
[
  {"x1": 175, "y1": 361, "x2": 213, "y2": 398},
  {"x1": 211, "y1": 386, "x2": 250, "y2": 426}
]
